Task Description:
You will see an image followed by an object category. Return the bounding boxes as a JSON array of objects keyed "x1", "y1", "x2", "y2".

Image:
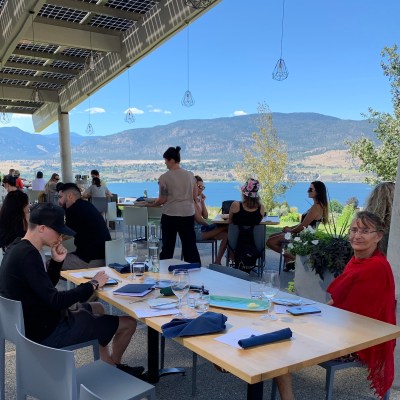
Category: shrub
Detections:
[{"x1": 280, "y1": 212, "x2": 300, "y2": 223}]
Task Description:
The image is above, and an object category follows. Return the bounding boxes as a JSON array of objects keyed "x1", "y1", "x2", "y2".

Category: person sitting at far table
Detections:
[
  {"x1": 194, "y1": 175, "x2": 228, "y2": 264},
  {"x1": 83, "y1": 177, "x2": 112, "y2": 199},
  {"x1": 0, "y1": 203, "x2": 144, "y2": 378},
  {"x1": 266, "y1": 180, "x2": 328, "y2": 271},
  {"x1": 2, "y1": 174, "x2": 18, "y2": 193},
  {"x1": 31, "y1": 171, "x2": 46, "y2": 191},
  {"x1": 58, "y1": 183, "x2": 111, "y2": 270}
]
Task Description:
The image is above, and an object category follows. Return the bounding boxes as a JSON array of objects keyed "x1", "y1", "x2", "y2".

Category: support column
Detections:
[{"x1": 57, "y1": 111, "x2": 73, "y2": 183}]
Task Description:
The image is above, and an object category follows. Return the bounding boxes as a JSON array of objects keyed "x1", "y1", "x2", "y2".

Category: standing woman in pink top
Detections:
[{"x1": 149, "y1": 146, "x2": 201, "y2": 263}]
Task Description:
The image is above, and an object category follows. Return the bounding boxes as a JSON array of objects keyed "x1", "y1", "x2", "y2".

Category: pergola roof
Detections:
[{"x1": 0, "y1": 0, "x2": 219, "y2": 131}]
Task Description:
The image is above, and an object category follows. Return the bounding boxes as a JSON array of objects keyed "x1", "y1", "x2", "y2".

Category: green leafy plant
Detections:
[{"x1": 286, "y1": 207, "x2": 355, "y2": 279}]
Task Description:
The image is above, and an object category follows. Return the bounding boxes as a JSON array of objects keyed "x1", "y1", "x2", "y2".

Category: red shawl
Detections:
[{"x1": 327, "y1": 249, "x2": 396, "y2": 399}]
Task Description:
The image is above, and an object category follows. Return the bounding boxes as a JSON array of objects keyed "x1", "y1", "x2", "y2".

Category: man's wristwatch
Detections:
[{"x1": 90, "y1": 279, "x2": 99, "y2": 291}]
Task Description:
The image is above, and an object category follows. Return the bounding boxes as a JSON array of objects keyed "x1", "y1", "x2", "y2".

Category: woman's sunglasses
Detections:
[
  {"x1": 197, "y1": 185, "x2": 205, "y2": 190},
  {"x1": 307, "y1": 188, "x2": 314, "y2": 193}
]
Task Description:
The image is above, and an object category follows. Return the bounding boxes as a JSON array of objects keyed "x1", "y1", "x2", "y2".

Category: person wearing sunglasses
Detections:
[
  {"x1": 266, "y1": 180, "x2": 328, "y2": 271},
  {"x1": 193, "y1": 175, "x2": 228, "y2": 264},
  {"x1": 44, "y1": 173, "x2": 60, "y2": 204}
]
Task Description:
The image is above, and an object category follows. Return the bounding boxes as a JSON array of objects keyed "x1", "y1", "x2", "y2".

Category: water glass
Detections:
[
  {"x1": 133, "y1": 264, "x2": 145, "y2": 279},
  {"x1": 261, "y1": 270, "x2": 280, "y2": 321},
  {"x1": 124, "y1": 242, "x2": 138, "y2": 280},
  {"x1": 187, "y1": 291, "x2": 201, "y2": 308},
  {"x1": 250, "y1": 281, "x2": 264, "y2": 299},
  {"x1": 171, "y1": 270, "x2": 190, "y2": 318},
  {"x1": 195, "y1": 294, "x2": 210, "y2": 314},
  {"x1": 150, "y1": 256, "x2": 160, "y2": 273}
]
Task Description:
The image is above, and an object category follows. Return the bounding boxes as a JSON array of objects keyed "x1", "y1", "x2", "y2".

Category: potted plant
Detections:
[{"x1": 285, "y1": 207, "x2": 354, "y2": 302}]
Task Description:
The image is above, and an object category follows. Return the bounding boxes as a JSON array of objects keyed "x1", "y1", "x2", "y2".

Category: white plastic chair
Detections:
[
  {"x1": 105, "y1": 239, "x2": 126, "y2": 266},
  {"x1": 123, "y1": 207, "x2": 148, "y2": 241},
  {"x1": 91, "y1": 197, "x2": 109, "y2": 215},
  {"x1": 16, "y1": 327, "x2": 156, "y2": 400},
  {"x1": 80, "y1": 384, "x2": 102, "y2": 400},
  {"x1": 107, "y1": 202, "x2": 124, "y2": 238},
  {"x1": 0, "y1": 295, "x2": 100, "y2": 400}
]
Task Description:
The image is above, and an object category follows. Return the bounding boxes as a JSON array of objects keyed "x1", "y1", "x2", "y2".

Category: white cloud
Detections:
[
  {"x1": 85, "y1": 107, "x2": 106, "y2": 114},
  {"x1": 233, "y1": 110, "x2": 247, "y2": 116},
  {"x1": 11, "y1": 114, "x2": 32, "y2": 119},
  {"x1": 124, "y1": 107, "x2": 144, "y2": 115},
  {"x1": 149, "y1": 108, "x2": 162, "y2": 113},
  {"x1": 164, "y1": 110, "x2": 172, "y2": 115}
]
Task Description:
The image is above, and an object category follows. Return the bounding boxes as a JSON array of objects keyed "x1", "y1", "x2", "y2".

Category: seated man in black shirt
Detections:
[
  {"x1": 57, "y1": 182, "x2": 111, "y2": 270},
  {"x1": 0, "y1": 203, "x2": 143, "y2": 377}
]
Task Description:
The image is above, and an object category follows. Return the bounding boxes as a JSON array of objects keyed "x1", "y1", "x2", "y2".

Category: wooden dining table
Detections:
[{"x1": 61, "y1": 261, "x2": 400, "y2": 400}]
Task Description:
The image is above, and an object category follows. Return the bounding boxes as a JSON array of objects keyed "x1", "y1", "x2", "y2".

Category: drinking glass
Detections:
[
  {"x1": 261, "y1": 270, "x2": 280, "y2": 320},
  {"x1": 250, "y1": 281, "x2": 264, "y2": 300},
  {"x1": 195, "y1": 294, "x2": 210, "y2": 314},
  {"x1": 124, "y1": 242, "x2": 138, "y2": 280},
  {"x1": 171, "y1": 269, "x2": 190, "y2": 318}
]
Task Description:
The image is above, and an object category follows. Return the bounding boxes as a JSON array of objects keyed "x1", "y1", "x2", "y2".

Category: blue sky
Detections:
[{"x1": 8, "y1": 0, "x2": 400, "y2": 136}]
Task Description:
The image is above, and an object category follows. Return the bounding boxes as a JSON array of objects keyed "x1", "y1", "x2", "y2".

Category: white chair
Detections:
[
  {"x1": 105, "y1": 239, "x2": 126, "y2": 266},
  {"x1": 26, "y1": 190, "x2": 43, "y2": 203},
  {"x1": 91, "y1": 197, "x2": 109, "y2": 215},
  {"x1": 107, "y1": 202, "x2": 124, "y2": 239},
  {"x1": 16, "y1": 327, "x2": 156, "y2": 400},
  {"x1": 0, "y1": 295, "x2": 101, "y2": 400},
  {"x1": 123, "y1": 207, "x2": 148, "y2": 241},
  {"x1": 147, "y1": 207, "x2": 163, "y2": 238},
  {"x1": 80, "y1": 384, "x2": 102, "y2": 400}
]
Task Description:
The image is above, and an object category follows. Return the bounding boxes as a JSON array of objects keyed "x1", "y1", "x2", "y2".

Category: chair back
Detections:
[
  {"x1": 107, "y1": 201, "x2": 118, "y2": 221},
  {"x1": 105, "y1": 239, "x2": 126, "y2": 266},
  {"x1": 147, "y1": 206, "x2": 163, "y2": 220},
  {"x1": 16, "y1": 327, "x2": 78, "y2": 400},
  {"x1": 26, "y1": 190, "x2": 42, "y2": 204},
  {"x1": 80, "y1": 385, "x2": 103, "y2": 400},
  {"x1": 123, "y1": 207, "x2": 148, "y2": 226},
  {"x1": 0, "y1": 295, "x2": 25, "y2": 341},
  {"x1": 208, "y1": 264, "x2": 250, "y2": 281},
  {"x1": 91, "y1": 197, "x2": 109, "y2": 214},
  {"x1": 62, "y1": 237, "x2": 77, "y2": 253},
  {"x1": 227, "y1": 224, "x2": 265, "y2": 252},
  {"x1": 220, "y1": 200, "x2": 235, "y2": 214}
]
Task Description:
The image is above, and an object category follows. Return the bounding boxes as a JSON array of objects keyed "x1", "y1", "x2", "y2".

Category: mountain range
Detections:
[{"x1": 0, "y1": 112, "x2": 376, "y2": 161}]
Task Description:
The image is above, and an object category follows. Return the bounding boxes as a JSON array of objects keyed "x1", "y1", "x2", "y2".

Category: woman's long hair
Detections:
[
  {"x1": 311, "y1": 180, "x2": 328, "y2": 223},
  {"x1": 365, "y1": 182, "x2": 394, "y2": 231},
  {"x1": 0, "y1": 190, "x2": 29, "y2": 248}
]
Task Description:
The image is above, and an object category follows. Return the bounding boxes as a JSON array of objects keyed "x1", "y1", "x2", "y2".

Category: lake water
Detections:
[{"x1": 108, "y1": 181, "x2": 373, "y2": 213}]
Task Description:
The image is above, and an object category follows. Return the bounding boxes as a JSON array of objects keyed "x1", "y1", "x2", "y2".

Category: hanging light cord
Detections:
[
  {"x1": 279, "y1": 0, "x2": 285, "y2": 59},
  {"x1": 186, "y1": 23, "x2": 190, "y2": 90},
  {"x1": 127, "y1": 69, "x2": 131, "y2": 107}
]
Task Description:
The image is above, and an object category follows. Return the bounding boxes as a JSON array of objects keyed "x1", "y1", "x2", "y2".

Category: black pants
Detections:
[{"x1": 160, "y1": 214, "x2": 201, "y2": 264}]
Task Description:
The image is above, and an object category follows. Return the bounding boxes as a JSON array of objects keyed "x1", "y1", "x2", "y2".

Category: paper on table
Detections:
[
  {"x1": 135, "y1": 308, "x2": 179, "y2": 318},
  {"x1": 215, "y1": 327, "x2": 263, "y2": 349},
  {"x1": 274, "y1": 305, "x2": 289, "y2": 314},
  {"x1": 69, "y1": 268, "x2": 122, "y2": 281}
]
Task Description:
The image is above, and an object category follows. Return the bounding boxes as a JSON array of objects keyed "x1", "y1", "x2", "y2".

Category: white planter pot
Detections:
[{"x1": 294, "y1": 255, "x2": 334, "y2": 303}]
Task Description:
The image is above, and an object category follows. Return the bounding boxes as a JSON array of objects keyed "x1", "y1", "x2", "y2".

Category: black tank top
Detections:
[
  {"x1": 301, "y1": 208, "x2": 322, "y2": 229},
  {"x1": 232, "y1": 202, "x2": 262, "y2": 226}
]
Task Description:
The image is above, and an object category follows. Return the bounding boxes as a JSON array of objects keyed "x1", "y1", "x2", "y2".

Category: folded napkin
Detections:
[
  {"x1": 162, "y1": 311, "x2": 227, "y2": 338},
  {"x1": 108, "y1": 263, "x2": 130, "y2": 274},
  {"x1": 168, "y1": 263, "x2": 201, "y2": 272},
  {"x1": 238, "y1": 327, "x2": 293, "y2": 349},
  {"x1": 160, "y1": 286, "x2": 174, "y2": 296}
]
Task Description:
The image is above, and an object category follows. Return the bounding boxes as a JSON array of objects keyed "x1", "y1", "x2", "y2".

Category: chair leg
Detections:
[
  {"x1": 324, "y1": 366, "x2": 335, "y2": 400},
  {"x1": 0, "y1": 340, "x2": 5, "y2": 400},
  {"x1": 191, "y1": 353, "x2": 198, "y2": 396},
  {"x1": 160, "y1": 335, "x2": 165, "y2": 369}
]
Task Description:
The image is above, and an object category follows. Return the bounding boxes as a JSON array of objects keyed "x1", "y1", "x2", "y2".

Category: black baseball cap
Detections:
[{"x1": 30, "y1": 203, "x2": 76, "y2": 237}]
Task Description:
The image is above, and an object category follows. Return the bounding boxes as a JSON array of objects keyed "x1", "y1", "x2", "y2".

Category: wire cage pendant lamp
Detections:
[
  {"x1": 185, "y1": 0, "x2": 211, "y2": 9},
  {"x1": 181, "y1": 22, "x2": 195, "y2": 107},
  {"x1": 125, "y1": 69, "x2": 135, "y2": 123},
  {"x1": 86, "y1": 96, "x2": 95, "y2": 135},
  {"x1": 272, "y1": 0, "x2": 289, "y2": 81},
  {"x1": 85, "y1": 3, "x2": 99, "y2": 72}
]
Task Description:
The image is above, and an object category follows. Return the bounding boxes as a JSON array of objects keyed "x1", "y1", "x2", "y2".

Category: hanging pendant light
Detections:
[
  {"x1": 125, "y1": 69, "x2": 135, "y2": 123},
  {"x1": 272, "y1": 0, "x2": 289, "y2": 81},
  {"x1": 85, "y1": 3, "x2": 99, "y2": 72},
  {"x1": 181, "y1": 22, "x2": 195, "y2": 107},
  {"x1": 86, "y1": 96, "x2": 95, "y2": 135},
  {"x1": 0, "y1": 64, "x2": 10, "y2": 124},
  {"x1": 185, "y1": 0, "x2": 211, "y2": 9}
]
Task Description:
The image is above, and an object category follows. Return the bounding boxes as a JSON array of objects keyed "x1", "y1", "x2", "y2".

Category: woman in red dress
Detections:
[{"x1": 327, "y1": 211, "x2": 396, "y2": 399}]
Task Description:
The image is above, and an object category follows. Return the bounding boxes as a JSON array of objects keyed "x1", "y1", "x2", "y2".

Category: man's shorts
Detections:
[{"x1": 40, "y1": 308, "x2": 119, "y2": 348}]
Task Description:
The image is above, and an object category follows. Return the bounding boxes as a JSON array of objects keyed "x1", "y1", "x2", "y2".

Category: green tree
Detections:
[
  {"x1": 236, "y1": 103, "x2": 290, "y2": 212},
  {"x1": 329, "y1": 199, "x2": 344, "y2": 214},
  {"x1": 347, "y1": 45, "x2": 400, "y2": 183}
]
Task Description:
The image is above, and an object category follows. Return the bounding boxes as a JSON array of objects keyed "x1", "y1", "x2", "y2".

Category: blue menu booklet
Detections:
[{"x1": 113, "y1": 284, "x2": 155, "y2": 297}]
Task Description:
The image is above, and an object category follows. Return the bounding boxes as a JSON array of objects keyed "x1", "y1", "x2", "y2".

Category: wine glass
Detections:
[
  {"x1": 261, "y1": 270, "x2": 280, "y2": 320},
  {"x1": 171, "y1": 269, "x2": 190, "y2": 318},
  {"x1": 124, "y1": 242, "x2": 138, "y2": 280}
]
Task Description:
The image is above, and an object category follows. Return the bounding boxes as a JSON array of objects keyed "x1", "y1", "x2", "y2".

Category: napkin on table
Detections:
[
  {"x1": 108, "y1": 263, "x2": 130, "y2": 274},
  {"x1": 162, "y1": 311, "x2": 227, "y2": 338},
  {"x1": 238, "y1": 327, "x2": 293, "y2": 349},
  {"x1": 168, "y1": 263, "x2": 201, "y2": 272}
]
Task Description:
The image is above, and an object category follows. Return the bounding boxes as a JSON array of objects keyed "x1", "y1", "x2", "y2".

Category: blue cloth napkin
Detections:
[
  {"x1": 161, "y1": 311, "x2": 227, "y2": 338},
  {"x1": 108, "y1": 263, "x2": 130, "y2": 274},
  {"x1": 238, "y1": 328, "x2": 293, "y2": 349},
  {"x1": 168, "y1": 263, "x2": 201, "y2": 272}
]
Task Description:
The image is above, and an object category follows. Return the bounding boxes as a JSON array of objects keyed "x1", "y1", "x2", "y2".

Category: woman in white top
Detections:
[
  {"x1": 31, "y1": 171, "x2": 46, "y2": 191},
  {"x1": 83, "y1": 177, "x2": 112, "y2": 199},
  {"x1": 149, "y1": 146, "x2": 200, "y2": 263}
]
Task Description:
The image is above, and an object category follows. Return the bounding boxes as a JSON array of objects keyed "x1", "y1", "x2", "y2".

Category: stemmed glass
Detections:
[
  {"x1": 261, "y1": 270, "x2": 280, "y2": 320},
  {"x1": 124, "y1": 242, "x2": 138, "y2": 280},
  {"x1": 171, "y1": 269, "x2": 190, "y2": 318}
]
